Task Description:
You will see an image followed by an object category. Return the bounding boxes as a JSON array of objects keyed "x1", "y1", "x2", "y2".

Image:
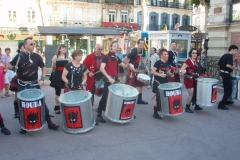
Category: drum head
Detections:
[
  {"x1": 108, "y1": 84, "x2": 139, "y2": 97},
  {"x1": 18, "y1": 89, "x2": 45, "y2": 101},
  {"x1": 137, "y1": 73, "x2": 150, "y2": 80},
  {"x1": 158, "y1": 82, "x2": 182, "y2": 90},
  {"x1": 196, "y1": 78, "x2": 219, "y2": 83},
  {"x1": 58, "y1": 90, "x2": 92, "y2": 104}
]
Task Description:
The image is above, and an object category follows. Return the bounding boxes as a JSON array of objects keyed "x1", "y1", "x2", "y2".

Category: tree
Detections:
[
  {"x1": 191, "y1": 0, "x2": 210, "y2": 32},
  {"x1": 141, "y1": 0, "x2": 148, "y2": 31}
]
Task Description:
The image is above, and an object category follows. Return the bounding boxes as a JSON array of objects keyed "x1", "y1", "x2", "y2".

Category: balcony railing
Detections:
[
  {"x1": 49, "y1": 20, "x2": 102, "y2": 27},
  {"x1": 70, "y1": 0, "x2": 100, "y2": 2},
  {"x1": 137, "y1": 25, "x2": 181, "y2": 31},
  {"x1": 105, "y1": 0, "x2": 134, "y2": 5},
  {"x1": 137, "y1": 1, "x2": 192, "y2": 10}
]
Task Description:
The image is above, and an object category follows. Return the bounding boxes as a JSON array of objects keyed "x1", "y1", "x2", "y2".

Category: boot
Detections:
[
  {"x1": 46, "y1": 116, "x2": 59, "y2": 130},
  {"x1": 153, "y1": 110, "x2": 162, "y2": 120},
  {"x1": 13, "y1": 101, "x2": 19, "y2": 118},
  {"x1": 185, "y1": 104, "x2": 193, "y2": 113},
  {"x1": 96, "y1": 109, "x2": 106, "y2": 123},
  {"x1": 54, "y1": 106, "x2": 61, "y2": 114},
  {"x1": 1, "y1": 127, "x2": 11, "y2": 135},
  {"x1": 137, "y1": 93, "x2": 148, "y2": 104},
  {"x1": 194, "y1": 104, "x2": 203, "y2": 110}
]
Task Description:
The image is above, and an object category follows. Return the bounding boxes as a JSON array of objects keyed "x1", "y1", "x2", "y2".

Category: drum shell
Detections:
[
  {"x1": 105, "y1": 84, "x2": 139, "y2": 123},
  {"x1": 196, "y1": 78, "x2": 219, "y2": 107},
  {"x1": 17, "y1": 89, "x2": 46, "y2": 131},
  {"x1": 237, "y1": 76, "x2": 240, "y2": 100},
  {"x1": 158, "y1": 82, "x2": 183, "y2": 116},
  {"x1": 58, "y1": 90, "x2": 94, "y2": 134}
]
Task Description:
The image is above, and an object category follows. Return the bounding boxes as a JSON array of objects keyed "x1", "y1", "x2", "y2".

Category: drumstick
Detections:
[
  {"x1": 15, "y1": 53, "x2": 23, "y2": 70},
  {"x1": 93, "y1": 70, "x2": 101, "y2": 75}
]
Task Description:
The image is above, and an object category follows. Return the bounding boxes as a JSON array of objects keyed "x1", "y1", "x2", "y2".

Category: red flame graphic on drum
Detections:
[
  {"x1": 211, "y1": 85, "x2": 218, "y2": 103},
  {"x1": 24, "y1": 107, "x2": 41, "y2": 130},
  {"x1": 168, "y1": 95, "x2": 183, "y2": 114},
  {"x1": 120, "y1": 100, "x2": 135, "y2": 120},
  {"x1": 64, "y1": 106, "x2": 82, "y2": 128}
]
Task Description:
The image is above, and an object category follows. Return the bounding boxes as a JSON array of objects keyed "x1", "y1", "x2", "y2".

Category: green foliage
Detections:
[{"x1": 190, "y1": 0, "x2": 210, "y2": 7}]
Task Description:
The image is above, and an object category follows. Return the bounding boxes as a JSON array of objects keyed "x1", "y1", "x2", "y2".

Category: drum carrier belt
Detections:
[{"x1": 18, "y1": 79, "x2": 38, "y2": 86}]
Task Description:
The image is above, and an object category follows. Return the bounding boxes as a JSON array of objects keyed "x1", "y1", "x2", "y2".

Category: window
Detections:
[
  {"x1": 121, "y1": 11, "x2": 128, "y2": 23},
  {"x1": 8, "y1": 10, "x2": 16, "y2": 22},
  {"x1": 28, "y1": 10, "x2": 35, "y2": 23},
  {"x1": 232, "y1": 3, "x2": 240, "y2": 21},
  {"x1": 88, "y1": 9, "x2": 96, "y2": 21},
  {"x1": 109, "y1": 11, "x2": 115, "y2": 22},
  {"x1": 74, "y1": 8, "x2": 82, "y2": 25},
  {"x1": 150, "y1": 15, "x2": 156, "y2": 26},
  {"x1": 182, "y1": 15, "x2": 189, "y2": 26},
  {"x1": 59, "y1": 6, "x2": 67, "y2": 25}
]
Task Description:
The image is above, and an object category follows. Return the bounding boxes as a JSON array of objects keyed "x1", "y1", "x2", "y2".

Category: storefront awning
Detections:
[{"x1": 37, "y1": 26, "x2": 120, "y2": 36}]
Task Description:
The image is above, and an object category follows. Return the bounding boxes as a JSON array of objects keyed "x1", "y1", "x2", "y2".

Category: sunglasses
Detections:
[
  {"x1": 192, "y1": 52, "x2": 198, "y2": 54},
  {"x1": 29, "y1": 43, "x2": 35, "y2": 46}
]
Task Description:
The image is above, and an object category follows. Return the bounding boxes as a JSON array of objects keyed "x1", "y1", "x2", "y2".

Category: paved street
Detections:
[{"x1": 0, "y1": 80, "x2": 240, "y2": 160}]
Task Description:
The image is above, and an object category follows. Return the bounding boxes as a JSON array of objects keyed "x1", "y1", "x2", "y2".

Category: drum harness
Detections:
[{"x1": 18, "y1": 79, "x2": 38, "y2": 87}]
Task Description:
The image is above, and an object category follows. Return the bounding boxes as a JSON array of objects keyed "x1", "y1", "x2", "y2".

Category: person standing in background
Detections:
[
  {"x1": 116, "y1": 47, "x2": 125, "y2": 83},
  {"x1": 200, "y1": 49, "x2": 207, "y2": 74},
  {"x1": 148, "y1": 47, "x2": 159, "y2": 89},
  {"x1": 4, "y1": 48, "x2": 14, "y2": 97},
  {"x1": 0, "y1": 48, "x2": 8, "y2": 97}
]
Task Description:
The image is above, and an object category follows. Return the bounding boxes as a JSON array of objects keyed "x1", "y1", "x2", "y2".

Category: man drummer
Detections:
[
  {"x1": 96, "y1": 41, "x2": 129, "y2": 123},
  {"x1": 151, "y1": 49, "x2": 174, "y2": 119},
  {"x1": 122, "y1": 38, "x2": 148, "y2": 104},
  {"x1": 217, "y1": 45, "x2": 239, "y2": 110},
  {"x1": 168, "y1": 41, "x2": 181, "y2": 82},
  {"x1": 8, "y1": 37, "x2": 59, "y2": 134},
  {"x1": 83, "y1": 44, "x2": 105, "y2": 105}
]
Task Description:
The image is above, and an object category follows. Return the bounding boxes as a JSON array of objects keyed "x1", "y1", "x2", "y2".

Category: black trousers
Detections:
[{"x1": 219, "y1": 73, "x2": 232, "y2": 106}]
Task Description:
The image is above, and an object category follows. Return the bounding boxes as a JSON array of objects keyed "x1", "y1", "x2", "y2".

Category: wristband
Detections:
[
  {"x1": 40, "y1": 76, "x2": 45, "y2": 81},
  {"x1": 12, "y1": 66, "x2": 15, "y2": 71}
]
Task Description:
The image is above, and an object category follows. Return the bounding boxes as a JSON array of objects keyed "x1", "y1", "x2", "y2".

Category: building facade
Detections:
[{"x1": 0, "y1": 0, "x2": 193, "y2": 56}]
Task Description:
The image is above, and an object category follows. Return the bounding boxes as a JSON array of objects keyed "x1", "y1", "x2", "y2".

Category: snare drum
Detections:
[
  {"x1": 17, "y1": 89, "x2": 46, "y2": 131},
  {"x1": 158, "y1": 82, "x2": 183, "y2": 116},
  {"x1": 105, "y1": 84, "x2": 139, "y2": 123},
  {"x1": 137, "y1": 73, "x2": 150, "y2": 85},
  {"x1": 58, "y1": 90, "x2": 94, "y2": 134}
]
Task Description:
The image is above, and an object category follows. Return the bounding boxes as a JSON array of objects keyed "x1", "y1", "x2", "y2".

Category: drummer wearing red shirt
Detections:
[
  {"x1": 83, "y1": 44, "x2": 105, "y2": 105},
  {"x1": 96, "y1": 41, "x2": 128, "y2": 123}
]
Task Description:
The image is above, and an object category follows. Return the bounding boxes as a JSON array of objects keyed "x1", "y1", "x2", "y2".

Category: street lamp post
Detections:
[
  {"x1": 38, "y1": 37, "x2": 43, "y2": 53},
  {"x1": 90, "y1": 37, "x2": 94, "y2": 53},
  {"x1": 65, "y1": 38, "x2": 70, "y2": 56}
]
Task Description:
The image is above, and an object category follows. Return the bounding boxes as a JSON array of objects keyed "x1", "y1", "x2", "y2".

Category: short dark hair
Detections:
[
  {"x1": 159, "y1": 48, "x2": 168, "y2": 55},
  {"x1": 188, "y1": 48, "x2": 199, "y2": 57},
  {"x1": 23, "y1": 37, "x2": 33, "y2": 45},
  {"x1": 137, "y1": 39, "x2": 145, "y2": 44},
  {"x1": 228, "y1": 45, "x2": 239, "y2": 52},
  {"x1": 5, "y1": 48, "x2": 11, "y2": 51},
  {"x1": 110, "y1": 41, "x2": 118, "y2": 49},
  {"x1": 171, "y1": 41, "x2": 177, "y2": 45},
  {"x1": 152, "y1": 47, "x2": 156, "y2": 52},
  {"x1": 71, "y1": 49, "x2": 83, "y2": 59}
]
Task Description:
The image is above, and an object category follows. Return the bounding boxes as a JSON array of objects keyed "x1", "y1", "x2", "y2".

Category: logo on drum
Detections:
[
  {"x1": 20, "y1": 100, "x2": 42, "y2": 130},
  {"x1": 211, "y1": 84, "x2": 218, "y2": 103},
  {"x1": 164, "y1": 89, "x2": 183, "y2": 114},
  {"x1": 120, "y1": 100, "x2": 135, "y2": 120},
  {"x1": 64, "y1": 106, "x2": 82, "y2": 128}
]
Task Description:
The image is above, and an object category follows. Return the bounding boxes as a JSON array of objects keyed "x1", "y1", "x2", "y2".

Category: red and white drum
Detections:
[
  {"x1": 158, "y1": 82, "x2": 183, "y2": 116},
  {"x1": 58, "y1": 90, "x2": 94, "y2": 134},
  {"x1": 105, "y1": 84, "x2": 139, "y2": 123},
  {"x1": 17, "y1": 89, "x2": 46, "y2": 131}
]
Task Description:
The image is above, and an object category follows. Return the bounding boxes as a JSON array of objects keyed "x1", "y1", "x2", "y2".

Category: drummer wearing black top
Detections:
[
  {"x1": 151, "y1": 49, "x2": 174, "y2": 119},
  {"x1": 123, "y1": 38, "x2": 148, "y2": 104},
  {"x1": 96, "y1": 42, "x2": 129, "y2": 123},
  {"x1": 217, "y1": 45, "x2": 239, "y2": 110},
  {"x1": 8, "y1": 37, "x2": 59, "y2": 134}
]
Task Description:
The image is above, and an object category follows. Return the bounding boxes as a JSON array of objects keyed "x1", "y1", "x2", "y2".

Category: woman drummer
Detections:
[
  {"x1": 50, "y1": 44, "x2": 71, "y2": 114},
  {"x1": 180, "y1": 48, "x2": 203, "y2": 113},
  {"x1": 151, "y1": 49, "x2": 174, "y2": 119},
  {"x1": 62, "y1": 49, "x2": 87, "y2": 92}
]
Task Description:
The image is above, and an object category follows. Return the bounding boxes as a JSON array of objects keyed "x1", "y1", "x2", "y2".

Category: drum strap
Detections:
[{"x1": 18, "y1": 79, "x2": 37, "y2": 86}]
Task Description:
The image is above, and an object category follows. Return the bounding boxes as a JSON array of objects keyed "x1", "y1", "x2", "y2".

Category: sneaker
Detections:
[
  {"x1": 96, "y1": 115, "x2": 106, "y2": 123},
  {"x1": 153, "y1": 112, "x2": 162, "y2": 120},
  {"x1": 19, "y1": 129, "x2": 27, "y2": 134},
  {"x1": 1, "y1": 127, "x2": 11, "y2": 135},
  {"x1": 147, "y1": 85, "x2": 151, "y2": 89},
  {"x1": 4, "y1": 93, "x2": 10, "y2": 97},
  {"x1": 48, "y1": 122, "x2": 60, "y2": 130},
  {"x1": 218, "y1": 105, "x2": 229, "y2": 110},
  {"x1": 14, "y1": 113, "x2": 19, "y2": 118}
]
